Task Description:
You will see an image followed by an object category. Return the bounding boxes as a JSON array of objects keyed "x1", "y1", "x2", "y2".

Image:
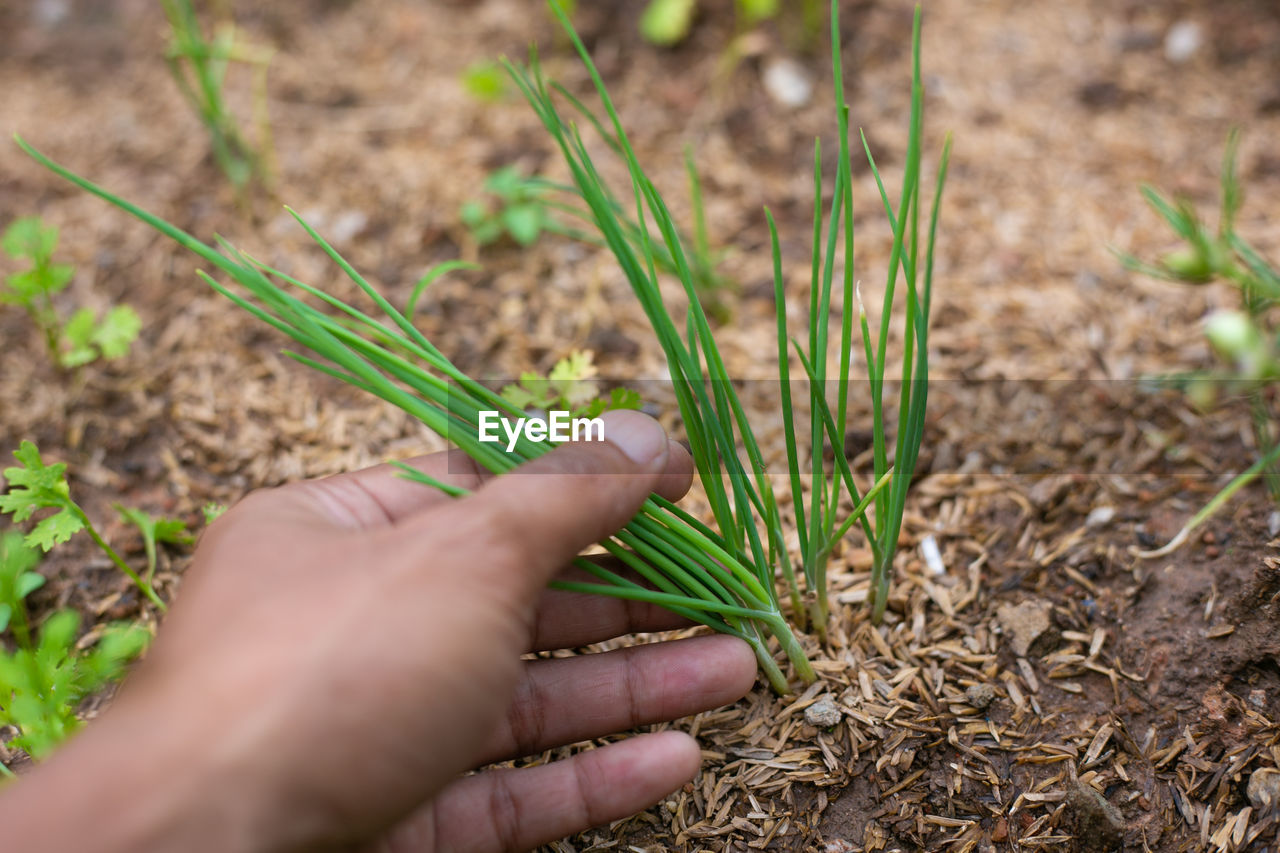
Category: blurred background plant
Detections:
[
  {"x1": 637, "y1": 0, "x2": 821, "y2": 47},
  {"x1": 500, "y1": 350, "x2": 642, "y2": 418},
  {"x1": 461, "y1": 166, "x2": 557, "y2": 248},
  {"x1": 461, "y1": 60, "x2": 512, "y2": 103},
  {"x1": 1, "y1": 217, "x2": 140, "y2": 371},
  {"x1": 1122, "y1": 131, "x2": 1280, "y2": 554},
  {"x1": 462, "y1": 162, "x2": 734, "y2": 320},
  {"x1": 0, "y1": 530, "x2": 150, "y2": 774},
  {"x1": 161, "y1": 0, "x2": 275, "y2": 195}
]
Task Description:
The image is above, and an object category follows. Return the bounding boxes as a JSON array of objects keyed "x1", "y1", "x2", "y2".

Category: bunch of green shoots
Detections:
[
  {"x1": 510, "y1": 0, "x2": 947, "y2": 632},
  {"x1": 1, "y1": 217, "x2": 140, "y2": 370},
  {"x1": 0, "y1": 530, "x2": 150, "y2": 771},
  {"x1": 1121, "y1": 131, "x2": 1280, "y2": 557},
  {"x1": 15, "y1": 0, "x2": 946, "y2": 690},
  {"x1": 161, "y1": 0, "x2": 274, "y2": 193}
]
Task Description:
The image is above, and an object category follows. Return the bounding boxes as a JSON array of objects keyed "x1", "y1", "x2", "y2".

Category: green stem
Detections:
[
  {"x1": 1247, "y1": 388, "x2": 1280, "y2": 500},
  {"x1": 744, "y1": 631, "x2": 791, "y2": 695},
  {"x1": 768, "y1": 614, "x2": 816, "y2": 685},
  {"x1": 807, "y1": 552, "x2": 830, "y2": 645},
  {"x1": 870, "y1": 551, "x2": 893, "y2": 624},
  {"x1": 1136, "y1": 438, "x2": 1280, "y2": 559},
  {"x1": 74, "y1": 509, "x2": 166, "y2": 612}
]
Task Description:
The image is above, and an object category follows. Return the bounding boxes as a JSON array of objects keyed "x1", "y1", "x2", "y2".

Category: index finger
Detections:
[{"x1": 294, "y1": 432, "x2": 692, "y2": 530}]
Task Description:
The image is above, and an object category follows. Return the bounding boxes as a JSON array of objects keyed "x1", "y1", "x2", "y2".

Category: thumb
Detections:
[{"x1": 430, "y1": 409, "x2": 675, "y2": 595}]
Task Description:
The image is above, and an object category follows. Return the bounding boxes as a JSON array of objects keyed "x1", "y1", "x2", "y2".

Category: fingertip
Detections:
[
  {"x1": 635, "y1": 730, "x2": 702, "y2": 783},
  {"x1": 598, "y1": 409, "x2": 669, "y2": 468},
  {"x1": 705, "y1": 634, "x2": 762, "y2": 699},
  {"x1": 652, "y1": 438, "x2": 694, "y2": 503}
]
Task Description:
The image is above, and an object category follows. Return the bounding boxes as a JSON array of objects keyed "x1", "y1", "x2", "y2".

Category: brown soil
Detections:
[{"x1": 3, "y1": 0, "x2": 1280, "y2": 850}]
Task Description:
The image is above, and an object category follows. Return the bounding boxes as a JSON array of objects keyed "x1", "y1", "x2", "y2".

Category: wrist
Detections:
[{"x1": 0, "y1": 694, "x2": 271, "y2": 853}]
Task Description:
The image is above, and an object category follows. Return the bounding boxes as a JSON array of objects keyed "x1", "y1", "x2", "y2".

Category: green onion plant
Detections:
[
  {"x1": 161, "y1": 0, "x2": 274, "y2": 193},
  {"x1": 15, "y1": 0, "x2": 947, "y2": 690}
]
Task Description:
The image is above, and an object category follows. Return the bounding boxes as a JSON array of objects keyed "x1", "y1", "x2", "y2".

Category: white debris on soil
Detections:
[
  {"x1": 329, "y1": 210, "x2": 369, "y2": 245},
  {"x1": 920, "y1": 534, "x2": 946, "y2": 575},
  {"x1": 1085, "y1": 505, "x2": 1116, "y2": 528},
  {"x1": 1269, "y1": 511, "x2": 1280, "y2": 538},
  {"x1": 33, "y1": 0, "x2": 69, "y2": 27},
  {"x1": 1164, "y1": 20, "x2": 1203, "y2": 64},
  {"x1": 763, "y1": 57, "x2": 813, "y2": 108}
]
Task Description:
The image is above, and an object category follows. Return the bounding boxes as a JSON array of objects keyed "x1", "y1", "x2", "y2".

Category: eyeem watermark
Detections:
[{"x1": 477, "y1": 411, "x2": 605, "y2": 452}]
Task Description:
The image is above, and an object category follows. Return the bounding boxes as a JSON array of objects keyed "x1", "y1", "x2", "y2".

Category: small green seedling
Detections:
[
  {"x1": 501, "y1": 350, "x2": 643, "y2": 417},
  {"x1": 114, "y1": 507, "x2": 194, "y2": 586},
  {"x1": 201, "y1": 502, "x2": 228, "y2": 525},
  {"x1": 461, "y1": 166, "x2": 554, "y2": 247},
  {"x1": 1122, "y1": 131, "x2": 1280, "y2": 556},
  {"x1": 462, "y1": 61, "x2": 511, "y2": 102},
  {"x1": 0, "y1": 442, "x2": 165, "y2": 611},
  {"x1": 1, "y1": 217, "x2": 140, "y2": 370},
  {"x1": 161, "y1": 0, "x2": 274, "y2": 193},
  {"x1": 0, "y1": 530, "x2": 150, "y2": 771}
]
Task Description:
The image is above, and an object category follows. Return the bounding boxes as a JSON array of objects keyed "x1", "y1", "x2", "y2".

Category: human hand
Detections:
[{"x1": 0, "y1": 411, "x2": 757, "y2": 852}]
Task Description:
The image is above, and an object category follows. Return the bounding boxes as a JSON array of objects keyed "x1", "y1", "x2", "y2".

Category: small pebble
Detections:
[
  {"x1": 804, "y1": 695, "x2": 842, "y2": 728},
  {"x1": 996, "y1": 599, "x2": 1054, "y2": 657},
  {"x1": 1268, "y1": 511, "x2": 1280, "y2": 538},
  {"x1": 1164, "y1": 20, "x2": 1203, "y2": 64},
  {"x1": 966, "y1": 683, "x2": 997, "y2": 710},
  {"x1": 1205, "y1": 545, "x2": 1220, "y2": 558},
  {"x1": 1066, "y1": 780, "x2": 1125, "y2": 844},
  {"x1": 1248, "y1": 768, "x2": 1280, "y2": 811}
]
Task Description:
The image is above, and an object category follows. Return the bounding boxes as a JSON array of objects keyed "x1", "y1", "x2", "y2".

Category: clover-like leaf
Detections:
[
  {"x1": 1, "y1": 217, "x2": 58, "y2": 263},
  {"x1": 153, "y1": 517, "x2": 193, "y2": 546},
  {"x1": 92, "y1": 305, "x2": 141, "y2": 360},
  {"x1": 59, "y1": 307, "x2": 99, "y2": 368},
  {"x1": 1, "y1": 442, "x2": 84, "y2": 552},
  {"x1": 502, "y1": 203, "x2": 543, "y2": 247},
  {"x1": 1, "y1": 441, "x2": 73, "y2": 523},
  {"x1": 26, "y1": 511, "x2": 85, "y2": 552}
]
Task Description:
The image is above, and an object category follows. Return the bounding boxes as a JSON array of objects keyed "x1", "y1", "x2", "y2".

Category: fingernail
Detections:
[{"x1": 600, "y1": 410, "x2": 667, "y2": 466}]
